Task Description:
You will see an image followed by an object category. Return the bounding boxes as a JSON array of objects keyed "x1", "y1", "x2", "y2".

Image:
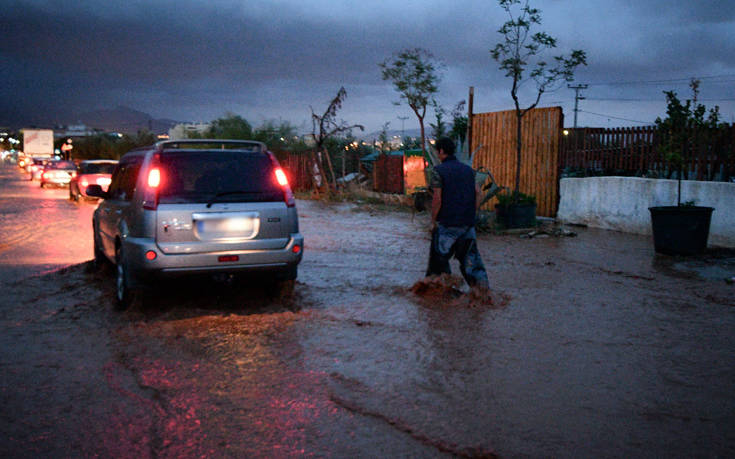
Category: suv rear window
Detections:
[
  {"x1": 157, "y1": 151, "x2": 282, "y2": 204},
  {"x1": 47, "y1": 160, "x2": 76, "y2": 170},
  {"x1": 80, "y1": 162, "x2": 117, "y2": 174}
]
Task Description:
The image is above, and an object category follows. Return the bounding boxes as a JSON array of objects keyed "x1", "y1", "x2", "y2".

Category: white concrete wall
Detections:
[{"x1": 557, "y1": 177, "x2": 735, "y2": 248}]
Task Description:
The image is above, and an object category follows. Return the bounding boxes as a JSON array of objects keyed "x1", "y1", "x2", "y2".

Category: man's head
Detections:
[{"x1": 435, "y1": 137, "x2": 455, "y2": 162}]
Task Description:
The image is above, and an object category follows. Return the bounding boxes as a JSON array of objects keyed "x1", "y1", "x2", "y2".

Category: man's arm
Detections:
[{"x1": 431, "y1": 187, "x2": 442, "y2": 229}]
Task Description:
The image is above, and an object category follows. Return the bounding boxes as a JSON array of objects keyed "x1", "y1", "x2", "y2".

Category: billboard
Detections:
[{"x1": 23, "y1": 129, "x2": 54, "y2": 157}]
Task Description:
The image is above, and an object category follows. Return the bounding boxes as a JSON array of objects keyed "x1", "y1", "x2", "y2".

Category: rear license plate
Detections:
[{"x1": 192, "y1": 212, "x2": 260, "y2": 241}]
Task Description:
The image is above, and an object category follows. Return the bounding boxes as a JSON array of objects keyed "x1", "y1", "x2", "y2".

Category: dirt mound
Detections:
[{"x1": 409, "y1": 274, "x2": 506, "y2": 308}]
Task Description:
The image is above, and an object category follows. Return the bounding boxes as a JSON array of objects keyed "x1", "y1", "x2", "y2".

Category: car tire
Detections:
[
  {"x1": 268, "y1": 278, "x2": 295, "y2": 300},
  {"x1": 268, "y1": 267, "x2": 297, "y2": 300},
  {"x1": 70, "y1": 185, "x2": 78, "y2": 201},
  {"x1": 277, "y1": 266, "x2": 298, "y2": 281},
  {"x1": 114, "y1": 245, "x2": 137, "y2": 311}
]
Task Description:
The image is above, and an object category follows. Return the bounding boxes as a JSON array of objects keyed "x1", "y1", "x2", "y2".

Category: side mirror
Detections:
[{"x1": 86, "y1": 184, "x2": 108, "y2": 199}]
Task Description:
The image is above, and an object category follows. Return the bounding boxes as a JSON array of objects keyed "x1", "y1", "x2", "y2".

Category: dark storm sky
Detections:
[{"x1": 1, "y1": 0, "x2": 734, "y2": 133}]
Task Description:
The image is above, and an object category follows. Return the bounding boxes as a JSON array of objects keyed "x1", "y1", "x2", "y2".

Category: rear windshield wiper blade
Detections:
[{"x1": 206, "y1": 190, "x2": 257, "y2": 208}]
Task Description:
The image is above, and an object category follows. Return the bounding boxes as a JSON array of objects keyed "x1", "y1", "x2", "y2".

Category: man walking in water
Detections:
[{"x1": 426, "y1": 137, "x2": 490, "y2": 292}]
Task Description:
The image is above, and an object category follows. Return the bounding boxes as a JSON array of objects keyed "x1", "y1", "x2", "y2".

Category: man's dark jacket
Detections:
[{"x1": 433, "y1": 156, "x2": 476, "y2": 227}]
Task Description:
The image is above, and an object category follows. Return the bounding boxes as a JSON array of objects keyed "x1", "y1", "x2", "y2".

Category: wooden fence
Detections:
[
  {"x1": 280, "y1": 154, "x2": 313, "y2": 191},
  {"x1": 471, "y1": 107, "x2": 563, "y2": 217},
  {"x1": 560, "y1": 125, "x2": 735, "y2": 181},
  {"x1": 373, "y1": 154, "x2": 405, "y2": 193},
  {"x1": 281, "y1": 151, "x2": 398, "y2": 193}
]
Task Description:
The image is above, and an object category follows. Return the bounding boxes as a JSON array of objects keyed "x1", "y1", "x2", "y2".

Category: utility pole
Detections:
[
  {"x1": 467, "y1": 86, "x2": 474, "y2": 155},
  {"x1": 397, "y1": 115, "x2": 408, "y2": 151},
  {"x1": 568, "y1": 84, "x2": 588, "y2": 130}
]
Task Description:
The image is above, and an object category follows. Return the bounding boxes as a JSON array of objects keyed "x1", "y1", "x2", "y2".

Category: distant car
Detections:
[
  {"x1": 28, "y1": 158, "x2": 51, "y2": 180},
  {"x1": 69, "y1": 159, "x2": 118, "y2": 201},
  {"x1": 40, "y1": 160, "x2": 77, "y2": 188},
  {"x1": 87, "y1": 139, "x2": 303, "y2": 309}
]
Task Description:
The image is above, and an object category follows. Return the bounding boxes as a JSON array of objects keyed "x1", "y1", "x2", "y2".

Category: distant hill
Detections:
[{"x1": 72, "y1": 106, "x2": 180, "y2": 135}]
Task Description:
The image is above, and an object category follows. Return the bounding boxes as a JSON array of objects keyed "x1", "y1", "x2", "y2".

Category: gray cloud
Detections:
[{"x1": 1, "y1": 0, "x2": 733, "y2": 131}]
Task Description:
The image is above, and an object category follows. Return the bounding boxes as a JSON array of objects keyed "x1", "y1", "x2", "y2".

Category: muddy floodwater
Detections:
[{"x1": 0, "y1": 164, "x2": 734, "y2": 457}]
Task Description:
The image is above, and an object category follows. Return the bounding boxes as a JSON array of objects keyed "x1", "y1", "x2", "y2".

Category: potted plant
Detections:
[
  {"x1": 649, "y1": 80, "x2": 720, "y2": 255},
  {"x1": 490, "y1": 0, "x2": 586, "y2": 228},
  {"x1": 495, "y1": 190, "x2": 537, "y2": 229}
]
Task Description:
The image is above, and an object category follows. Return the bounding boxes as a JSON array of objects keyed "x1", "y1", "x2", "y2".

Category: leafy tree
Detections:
[
  {"x1": 402, "y1": 136, "x2": 422, "y2": 150},
  {"x1": 203, "y1": 114, "x2": 253, "y2": 139},
  {"x1": 491, "y1": 0, "x2": 586, "y2": 202},
  {"x1": 380, "y1": 48, "x2": 444, "y2": 155},
  {"x1": 655, "y1": 79, "x2": 726, "y2": 204},
  {"x1": 430, "y1": 102, "x2": 447, "y2": 139},
  {"x1": 378, "y1": 122, "x2": 391, "y2": 153},
  {"x1": 449, "y1": 100, "x2": 468, "y2": 146},
  {"x1": 310, "y1": 87, "x2": 365, "y2": 192},
  {"x1": 253, "y1": 120, "x2": 301, "y2": 156},
  {"x1": 68, "y1": 134, "x2": 116, "y2": 160}
]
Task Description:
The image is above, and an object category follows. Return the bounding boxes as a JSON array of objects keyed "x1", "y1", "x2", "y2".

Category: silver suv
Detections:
[{"x1": 88, "y1": 140, "x2": 303, "y2": 309}]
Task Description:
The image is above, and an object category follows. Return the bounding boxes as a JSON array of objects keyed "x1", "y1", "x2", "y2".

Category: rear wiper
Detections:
[{"x1": 206, "y1": 190, "x2": 256, "y2": 208}]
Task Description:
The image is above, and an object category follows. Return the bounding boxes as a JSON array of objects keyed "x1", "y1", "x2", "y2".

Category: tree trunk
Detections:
[
  {"x1": 322, "y1": 147, "x2": 338, "y2": 190},
  {"x1": 419, "y1": 117, "x2": 426, "y2": 155},
  {"x1": 514, "y1": 112, "x2": 523, "y2": 202}
]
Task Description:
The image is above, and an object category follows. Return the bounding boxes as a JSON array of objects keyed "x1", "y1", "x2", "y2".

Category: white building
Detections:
[{"x1": 168, "y1": 122, "x2": 211, "y2": 140}]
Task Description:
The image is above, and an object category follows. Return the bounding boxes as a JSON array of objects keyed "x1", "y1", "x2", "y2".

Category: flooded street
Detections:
[{"x1": 0, "y1": 163, "x2": 734, "y2": 457}]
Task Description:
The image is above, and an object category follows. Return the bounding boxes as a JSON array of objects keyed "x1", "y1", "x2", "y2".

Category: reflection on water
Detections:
[{"x1": 0, "y1": 166, "x2": 96, "y2": 281}]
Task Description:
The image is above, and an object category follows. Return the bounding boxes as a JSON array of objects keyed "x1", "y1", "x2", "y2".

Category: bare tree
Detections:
[
  {"x1": 310, "y1": 87, "x2": 364, "y2": 192},
  {"x1": 380, "y1": 48, "x2": 444, "y2": 155},
  {"x1": 491, "y1": 0, "x2": 586, "y2": 202}
]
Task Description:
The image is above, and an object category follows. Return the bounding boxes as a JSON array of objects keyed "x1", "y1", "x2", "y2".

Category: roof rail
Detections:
[{"x1": 155, "y1": 139, "x2": 265, "y2": 152}]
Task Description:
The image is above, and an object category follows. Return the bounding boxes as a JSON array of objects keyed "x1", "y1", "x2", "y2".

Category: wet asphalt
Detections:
[{"x1": 0, "y1": 163, "x2": 733, "y2": 458}]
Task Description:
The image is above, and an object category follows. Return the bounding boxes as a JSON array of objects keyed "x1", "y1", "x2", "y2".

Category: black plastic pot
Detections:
[
  {"x1": 495, "y1": 203, "x2": 537, "y2": 229},
  {"x1": 649, "y1": 206, "x2": 714, "y2": 255}
]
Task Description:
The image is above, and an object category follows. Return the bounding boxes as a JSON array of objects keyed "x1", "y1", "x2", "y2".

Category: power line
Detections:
[
  {"x1": 586, "y1": 97, "x2": 735, "y2": 102},
  {"x1": 578, "y1": 109, "x2": 654, "y2": 125},
  {"x1": 589, "y1": 74, "x2": 735, "y2": 87}
]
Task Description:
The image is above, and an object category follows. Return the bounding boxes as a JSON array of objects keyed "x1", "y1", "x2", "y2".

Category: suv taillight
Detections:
[
  {"x1": 142, "y1": 167, "x2": 161, "y2": 210},
  {"x1": 275, "y1": 167, "x2": 295, "y2": 208}
]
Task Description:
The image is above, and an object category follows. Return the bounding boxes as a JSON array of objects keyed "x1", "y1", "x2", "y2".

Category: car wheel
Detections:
[
  {"x1": 277, "y1": 266, "x2": 298, "y2": 281},
  {"x1": 268, "y1": 267, "x2": 297, "y2": 300},
  {"x1": 114, "y1": 245, "x2": 136, "y2": 310}
]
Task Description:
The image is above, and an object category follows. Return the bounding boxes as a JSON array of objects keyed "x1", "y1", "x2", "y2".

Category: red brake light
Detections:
[
  {"x1": 267, "y1": 154, "x2": 295, "y2": 208},
  {"x1": 275, "y1": 168, "x2": 289, "y2": 187},
  {"x1": 148, "y1": 168, "x2": 161, "y2": 188},
  {"x1": 143, "y1": 164, "x2": 162, "y2": 210},
  {"x1": 274, "y1": 167, "x2": 295, "y2": 208}
]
